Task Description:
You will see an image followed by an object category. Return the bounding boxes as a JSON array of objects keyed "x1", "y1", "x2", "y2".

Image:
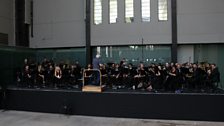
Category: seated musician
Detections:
[
  {"x1": 190, "y1": 63, "x2": 207, "y2": 91},
  {"x1": 110, "y1": 63, "x2": 121, "y2": 88},
  {"x1": 186, "y1": 63, "x2": 198, "y2": 90},
  {"x1": 23, "y1": 58, "x2": 29, "y2": 69},
  {"x1": 148, "y1": 65, "x2": 162, "y2": 91},
  {"x1": 36, "y1": 64, "x2": 45, "y2": 87},
  {"x1": 45, "y1": 64, "x2": 54, "y2": 87},
  {"x1": 100, "y1": 64, "x2": 108, "y2": 85},
  {"x1": 41, "y1": 58, "x2": 49, "y2": 70},
  {"x1": 126, "y1": 63, "x2": 136, "y2": 89},
  {"x1": 23, "y1": 65, "x2": 32, "y2": 87},
  {"x1": 84, "y1": 64, "x2": 95, "y2": 85},
  {"x1": 68, "y1": 64, "x2": 78, "y2": 86},
  {"x1": 118, "y1": 62, "x2": 129, "y2": 88},
  {"x1": 54, "y1": 65, "x2": 62, "y2": 88},
  {"x1": 16, "y1": 68, "x2": 22, "y2": 87},
  {"x1": 210, "y1": 64, "x2": 220, "y2": 91},
  {"x1": 61, "y1": 64, "x2": 70, "y2": 87},
  {"x1": 134, "y1": 63, "x2": 147, "y2": 89},
  {"x1": 176, "y1": 63, "x2": 185, "y2": 92},
  {"x1": 108, "y1": 63, "x2": 115, "y2": 87},
  {"x1": 29, "y1": 60, "x2": 37, "y2": 87},
  {"x1": 164, "y1": 65, "x2": 178, "y2": 91}
]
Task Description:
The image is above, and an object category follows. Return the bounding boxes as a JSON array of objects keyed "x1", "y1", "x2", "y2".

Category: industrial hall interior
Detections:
[{"x1": 0, "y1": 0, "x2": 224, "y2": 126}]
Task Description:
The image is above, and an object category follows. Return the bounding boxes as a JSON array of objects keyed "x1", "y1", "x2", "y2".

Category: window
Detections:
[
  {"x1": 158, "y1": 0, "x2": 168, "y2": 21},
  {"x1": 109, "y1": 0, "x2": 118, "y2": 23},
  {"x1": 125, "y1": 0, "x2": 134, "y2": 23},
  {"x1": 94, "y1": 0, "x2": 102, "y2": 25},
  {"x1": 141, "y1": 0, "x2": 151, "y2": 22}
]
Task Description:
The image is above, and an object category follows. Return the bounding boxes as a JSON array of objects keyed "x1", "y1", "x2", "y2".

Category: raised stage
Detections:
[{"x1": 3, "y1": 87, "x2": 224, "y2": 122}]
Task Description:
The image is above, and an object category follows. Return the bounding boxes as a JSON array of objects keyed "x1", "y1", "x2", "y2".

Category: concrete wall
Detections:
[
  {"x1": 91, "y1": 0, "x2": 172, "y2": 46},
  {"x1": 30, "y1": 0, "x2": 85, "y2": 48},
  {"x1": 177, "y1": 0, "x2": 224, "y2": 44},
  {"x1": 29, "y1": 0, "x2": 224, "y2": 47},
  {"x1": 0, "y1": 0, "x2": 15, "y2": 46}
]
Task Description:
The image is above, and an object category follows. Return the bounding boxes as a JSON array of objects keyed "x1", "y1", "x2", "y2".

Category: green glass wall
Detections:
[
  {"x1": 1, "y1": 44, "x2": 223, "y2": 90},
  {"x1": 92, "y1": 45, "x2": 171, "y2": 66},
  {"x1": 0, "y1": 46, "x2": 86, "y2": 87},
  {"x1": 36, "y1": 48, "x2": 86, "y2": 66},
  {"x1": 194, "y1": 44, "x2": 224, "y2": 89},
  {"x1": 0, "y1": 46, "x2": 35, "y2": 86}
]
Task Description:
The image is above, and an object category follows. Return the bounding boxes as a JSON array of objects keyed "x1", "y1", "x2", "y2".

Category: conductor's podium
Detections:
[{"x1": 82, "y1": 69, "x2": 105, "y2": 92}]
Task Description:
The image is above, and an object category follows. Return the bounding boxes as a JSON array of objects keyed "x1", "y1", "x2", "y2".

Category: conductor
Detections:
[{"x1": 92, "y1": 54, "x2": 102, "y2": 85}]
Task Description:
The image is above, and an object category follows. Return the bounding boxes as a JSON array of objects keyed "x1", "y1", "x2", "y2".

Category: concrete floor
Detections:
[{"x1": 0, "y1": 111, "x2": 223, "y2": 126}]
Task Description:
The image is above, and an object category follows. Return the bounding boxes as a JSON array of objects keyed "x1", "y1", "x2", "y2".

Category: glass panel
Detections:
[
  {"x1": 36, "y1": 48, "x2": 86, "y2": 67},
  {"x1": 141, "y1": 0, "x2": 151, "y2": 22},
  {"x1": 158, "y1": 0, "x2": 168, "y2": 21},
  {"x1": 194, "y1": 44, "x2": 224, "y2": 90},
  {"x1": 125, "y1": 0, "x2": 134, "y2": 23},
  {"x1": 0, "y1": 46, "x2": 35, "y2": 85},
  {"x1": 109, "y1": 0, "x2": 118, "y2": 24},
  {"x1": 94, "y1": 0, "x2": 102, "y2": 25},
  {"x1": 92, "y1": 45, "x2": 171, "y2": 66},
  {"x1": 0, "y1": 46, "x2": 86, "y2": 86}
]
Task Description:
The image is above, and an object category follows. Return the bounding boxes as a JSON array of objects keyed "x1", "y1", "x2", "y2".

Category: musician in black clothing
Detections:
[
  {"x1": 41, "y1": 58, "x2": 49, "y2": 70},
  {"x1": 84, "y1": 64, "x2": 95, "y2": 85},
  {"x1": 75, "y1": 61, "x2": 82, "y2": 77},
  {"x1": 54, "y1": 65, "x2": 62, "y2": 88},
  {"x1": 36, "y1": 64, "x2": 45, "y2": 87},
  {"x1": 134, "y1": 63, "x2": 147, "y2": 89},
  {"x1": 176, "y1": 63, "x2": 185, "y2": 91},
  {"x1": 61, "y1": 64, "x2": 70, "y2": 87},
  {"x1": 110, "y1": 64, "x2": 121, "y2": 88},
  {"x1": 107, "y1": 63, "x2": 114, "y2": 87},
  {"x1": 26, "y1": 60, "x2": 37, "y2": 87},
  {"x1": 154, "y1": 65, "x2": 163, "y2": 90},
  {"x1": 127, "y1": 63, "x2": 137, "y2": 89},
  {"x1": 198, "y1": 64, "x2": 208, "y2": 90},
  {"x1": 23, "y1": 58, "x2": 29, "y2": 69},
  {"x1": 45, "y1": 64, "x2": 54, "y2": 87},
  {"x1": 165, "y1": 66, "x2": 178, "y2": 92},
  {"x1": 100, "y1": 64, "x2": 108, "y2": 85},
  {"x1": 188, "y1": 63, "x2": 199, "y2": 90},
  {"x1": 23, "y1": 65, "x2": 32, "y2": 87},
  {"x1": 118, "y1": 63, "x2": 129, "y2": 88},
  {"x1": 210, "y1": 64, "x2": 220, "y2": 91},
  {"x1": 146, "y1": 65, "x2": 155, "y2": 91},
  {"x1": 68, "y1": 64, "x2": 81, "y2": 86},
  {"x1": 163, "y1": 63, "x2": 171, "y2": 91}
]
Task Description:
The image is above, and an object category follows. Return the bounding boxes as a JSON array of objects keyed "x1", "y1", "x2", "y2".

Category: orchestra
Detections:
[{"x1": 17, "y1": 58, "x2": 220, "y2": 93}]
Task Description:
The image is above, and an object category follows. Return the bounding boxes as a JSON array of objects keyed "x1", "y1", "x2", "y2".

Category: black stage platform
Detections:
[{"x1": 3, "y1": 87, "x2": 224, "y2": 122}]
